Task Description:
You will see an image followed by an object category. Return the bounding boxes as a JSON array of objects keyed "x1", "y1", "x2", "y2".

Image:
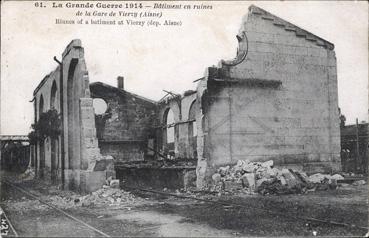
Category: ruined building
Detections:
[
  {"x1": 31, "y1": 5, "x2": 340, "y2": 191},
  {"x1": 31, "y1": 40, "x2": 115, "y2": 192}
]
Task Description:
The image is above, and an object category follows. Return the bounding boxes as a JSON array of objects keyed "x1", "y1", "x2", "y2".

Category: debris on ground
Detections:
[
  {"x1": 47, "y1": 194, "x2": 80, "y2": 209},
  {"x1": 2, "y1": 181, "x2": 142, "y2": 211},
  {"x1": 211, "y1": 160, "x2": 347, "y2": 195},
  {"x1": 308, "y1": 173, "x2": 343, "y2": 184},
  {"x1": 109, "y1": 179, "x2": 120, "y2": 189},
  {"x1": 352, "y1": 180, "x2": 366, "y2": 186},
  {"x1": 39, "y1": 184, "x2": 142, "y2": 209},
  {"x1": 4, "y1": 199, "x2": 50, "y2": 213},
  {"x1": 16, "y1": 168, "x2": 35, "y2": 181},
  {"x1": 78, "y1": 186, "x2": 139, "y2": 207}
]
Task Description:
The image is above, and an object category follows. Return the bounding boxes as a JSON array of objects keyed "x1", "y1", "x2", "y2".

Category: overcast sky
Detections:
[{"x1": 1, "y1": 1, "x2": 368, "y2": 135}]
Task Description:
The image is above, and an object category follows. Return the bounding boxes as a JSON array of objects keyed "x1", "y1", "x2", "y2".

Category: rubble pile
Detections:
[
  {"x1": 4, "y1": 199, "x2": 50, "y2": 213},
  {"x1": 211, "y1": 160, "x2": 345, "y2": 195},
  {"x1": 17, "y1": 167, "x2": 35, "y2": 181},
  {"x1": 118, "y1": 158, "x2": 197, "y2": 169},
  {"x1": 78, "y1": 186, "x2": 138, "y2": 207},
  {"x1": 352, "y1": 180, "x2": 366, "y2": 186},
  {"x1": 45, "y1": 187, "x2": 140, "y2": 208},
  {"x1": 47, "y1": 194, "x2": 81, "y2": 209},
  {"x1": 45, "y1": 179, "x2": 141, "y2": 208}
]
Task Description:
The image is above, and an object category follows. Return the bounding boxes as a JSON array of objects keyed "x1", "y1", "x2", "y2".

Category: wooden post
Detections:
[{"x1": 355, "y1": 118, "x2": 360, "y2": 173}]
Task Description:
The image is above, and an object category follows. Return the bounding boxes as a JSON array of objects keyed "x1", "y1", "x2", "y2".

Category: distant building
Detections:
[
  {"x1": 341, "y1": 122, "x2": 368, "y2": 174},
  {"x1": 0, "y1": 135, "x2": 30, "y2": 172}
]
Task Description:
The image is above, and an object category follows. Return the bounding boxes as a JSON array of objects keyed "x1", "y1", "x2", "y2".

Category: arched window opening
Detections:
[
  {"x1": 39, "y1": 95, "x2": 44, "y2": 119},
  {"x1": 50, "y1": 81, "x2": 59, "y2": 183},
  {"x1": 67, "y1": 59, "x2": 78, "y2": 170},
  {"x1": 50, "y1": 81, "x2": 57, "y2": 110},
  {"x1": 38, "y1": 94, "x2": 45, "y2": 178},
  {"x1": 166, "y1": 109, "x2": 175, "y2": 144},
  {"x1": 188, "y1": 100, "x2": 197, "y2": 158},
  {"x1": 93, "y1": 98, "x2": 108, "y2": 115},
  {"x1": 163, "y1": 108, "x2": 175, "y2": 155}
]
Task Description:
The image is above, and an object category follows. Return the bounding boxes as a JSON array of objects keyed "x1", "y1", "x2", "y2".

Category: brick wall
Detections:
[{"x1": 90, "y1": 83, "x2": 157, "y2": 162}]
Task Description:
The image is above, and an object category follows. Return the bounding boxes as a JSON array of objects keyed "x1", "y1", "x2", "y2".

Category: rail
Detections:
[
  {"x1": 2, "y1": 180, "x2": 110, "y2": 237},
  {"x1": 122, "y1": 185, "x2": 369, "y2": 232}
]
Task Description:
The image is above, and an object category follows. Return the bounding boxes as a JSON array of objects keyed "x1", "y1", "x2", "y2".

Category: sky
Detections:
[{"x1": 1, "y1": 1, "x2": 368, "y2": 135}]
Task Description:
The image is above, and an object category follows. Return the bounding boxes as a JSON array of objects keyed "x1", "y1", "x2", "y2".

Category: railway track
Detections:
[
  {"x1": 1, "y1": 180, "x2": 110, "y2": 237},
  {"x1": 123, "y1": 185, "x2": 369, "y2": 232},
  {"x1": 1, "y1": 179, "x2": 367, "y2": 236}
]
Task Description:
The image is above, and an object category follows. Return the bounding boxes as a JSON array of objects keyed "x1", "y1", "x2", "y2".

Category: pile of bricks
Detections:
[
  {"x1": 78, "y1": 186, "x2": 139, "y2": 207},
  {"x1": 211, "y1": 160, "x2": 344, "y2": 195}
]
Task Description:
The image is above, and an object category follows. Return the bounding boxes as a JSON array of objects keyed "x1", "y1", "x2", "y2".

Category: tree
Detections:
[{"x1": 28, "y1": 109, "x2": 61, "y2": 144}]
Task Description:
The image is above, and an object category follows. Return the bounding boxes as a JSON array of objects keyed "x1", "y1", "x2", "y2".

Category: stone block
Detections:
[
  {"x1": 281, "y1": 164, "x2": 304, "y2": 172},
  {"x1": 84, "y1": 137, "x2": 98, "y2": 148},
  {"x1": 83, "y1": 128, "x2": 97, "y2": 138},
  {"x1": 241, "y1": 173, "x2": 256, "y2": 191},
  {"x1": 254, "y1": 42, "x2": 275, "y2": 53},
  {"x1": 212, "y1": 173, "x2": 221, "y2": 183},
  {"x1": 184, "y1": 170, "x2": 197, "y2": 189},
  {"x1": 80, "y1": 98, "x2": 93, "y2": 107},
  {"x1": 93, "y1": 158, "x2": 114, "y2": 171},
  {"x1": 65, "y1": 51, "x2": 79, "y2": 61},
  {"x1": 86, "y1": 148, "x2": 101, "y2": 158},
  {"x1": 223, "y1": 180, "x2": 243, "y2": 191},
  {"x1": 106, "y1": 169, "x2": 116, "y2": 180},
  {"x1": 80, "y1": 170, "x2": 106, "y2": 193},
  {"x1": 329, "y1": 161, "x2": 341, "y2": 173},
  {"x1": 327, "y1": 66, "x2": 337, "y2": 76},
  {"x1": 303, "y1": 162, "x2": 330, "y2": 174},
  {"x1": 63, "y1": 169, "x2": 80, "y2": 191},
  {"x1": 80, "y1": 110, "x2": 95, "y2": 121},
  {"x1": 110, "y1": 179, "x2": 120, "y2": 188},
  {"x1": 281, "y1": 169, "x2": 300, "y2": 188},
  {"x1": 248, "y1": 32, "x2": 274, "y2": 43},
  {"x1": 307, "y1": 48, "x2": 322, "y2": 57},
  {"x1": 196, "y1": 159, "x2": 208, "y2": 189},
  {"x1": 327, "y1": 57, "x2": 336, "y2": 67},
  {"x1": 283, "y1": 156, "x2": 299, "y2": 165},
  {"x1": 300, "y1": 118, "x2": 313, "y2": 127}
]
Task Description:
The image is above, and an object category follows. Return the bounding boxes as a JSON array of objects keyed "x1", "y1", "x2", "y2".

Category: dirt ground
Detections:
[{"x1": 0, "y1": 172, "x2": 368, "y2": 237}]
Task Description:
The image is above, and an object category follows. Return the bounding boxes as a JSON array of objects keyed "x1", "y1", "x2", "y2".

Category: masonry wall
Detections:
[
  {"x1": 180, "y1": 93, "x2": 199, "y2": 159},
  {"x1": 90, "y1": 83, "x2": 157, "y2": 163},
  {"x1": 33, "y1": 40, "x2": 113, "y2": 193},
  {"x1": 196, "y1": 6, "x2": 340, "y2": 186},
  {"x1": 33, "y1": 67, "x2": 62, "y2": 183}
]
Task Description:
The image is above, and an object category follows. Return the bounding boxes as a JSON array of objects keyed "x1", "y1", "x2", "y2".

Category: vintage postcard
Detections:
[{"x1": 0, "y1": 1, "x2": 368, "y2": 237}]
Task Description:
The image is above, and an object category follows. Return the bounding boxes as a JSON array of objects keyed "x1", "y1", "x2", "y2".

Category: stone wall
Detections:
[
  {"x1": 33, "y1": 66, "x2": 62, "y2": 183},
  {"x1": 195, "y1": 5, "x2": 341, "y2": 187},
  {"x1": 33, "y1": 40, "x2": 113, "y2": 193}
]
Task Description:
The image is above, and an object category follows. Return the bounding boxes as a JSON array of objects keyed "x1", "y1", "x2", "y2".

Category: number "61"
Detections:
[{"x1": 34, "y1": 2, "x2": 45, "y2": 7}]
